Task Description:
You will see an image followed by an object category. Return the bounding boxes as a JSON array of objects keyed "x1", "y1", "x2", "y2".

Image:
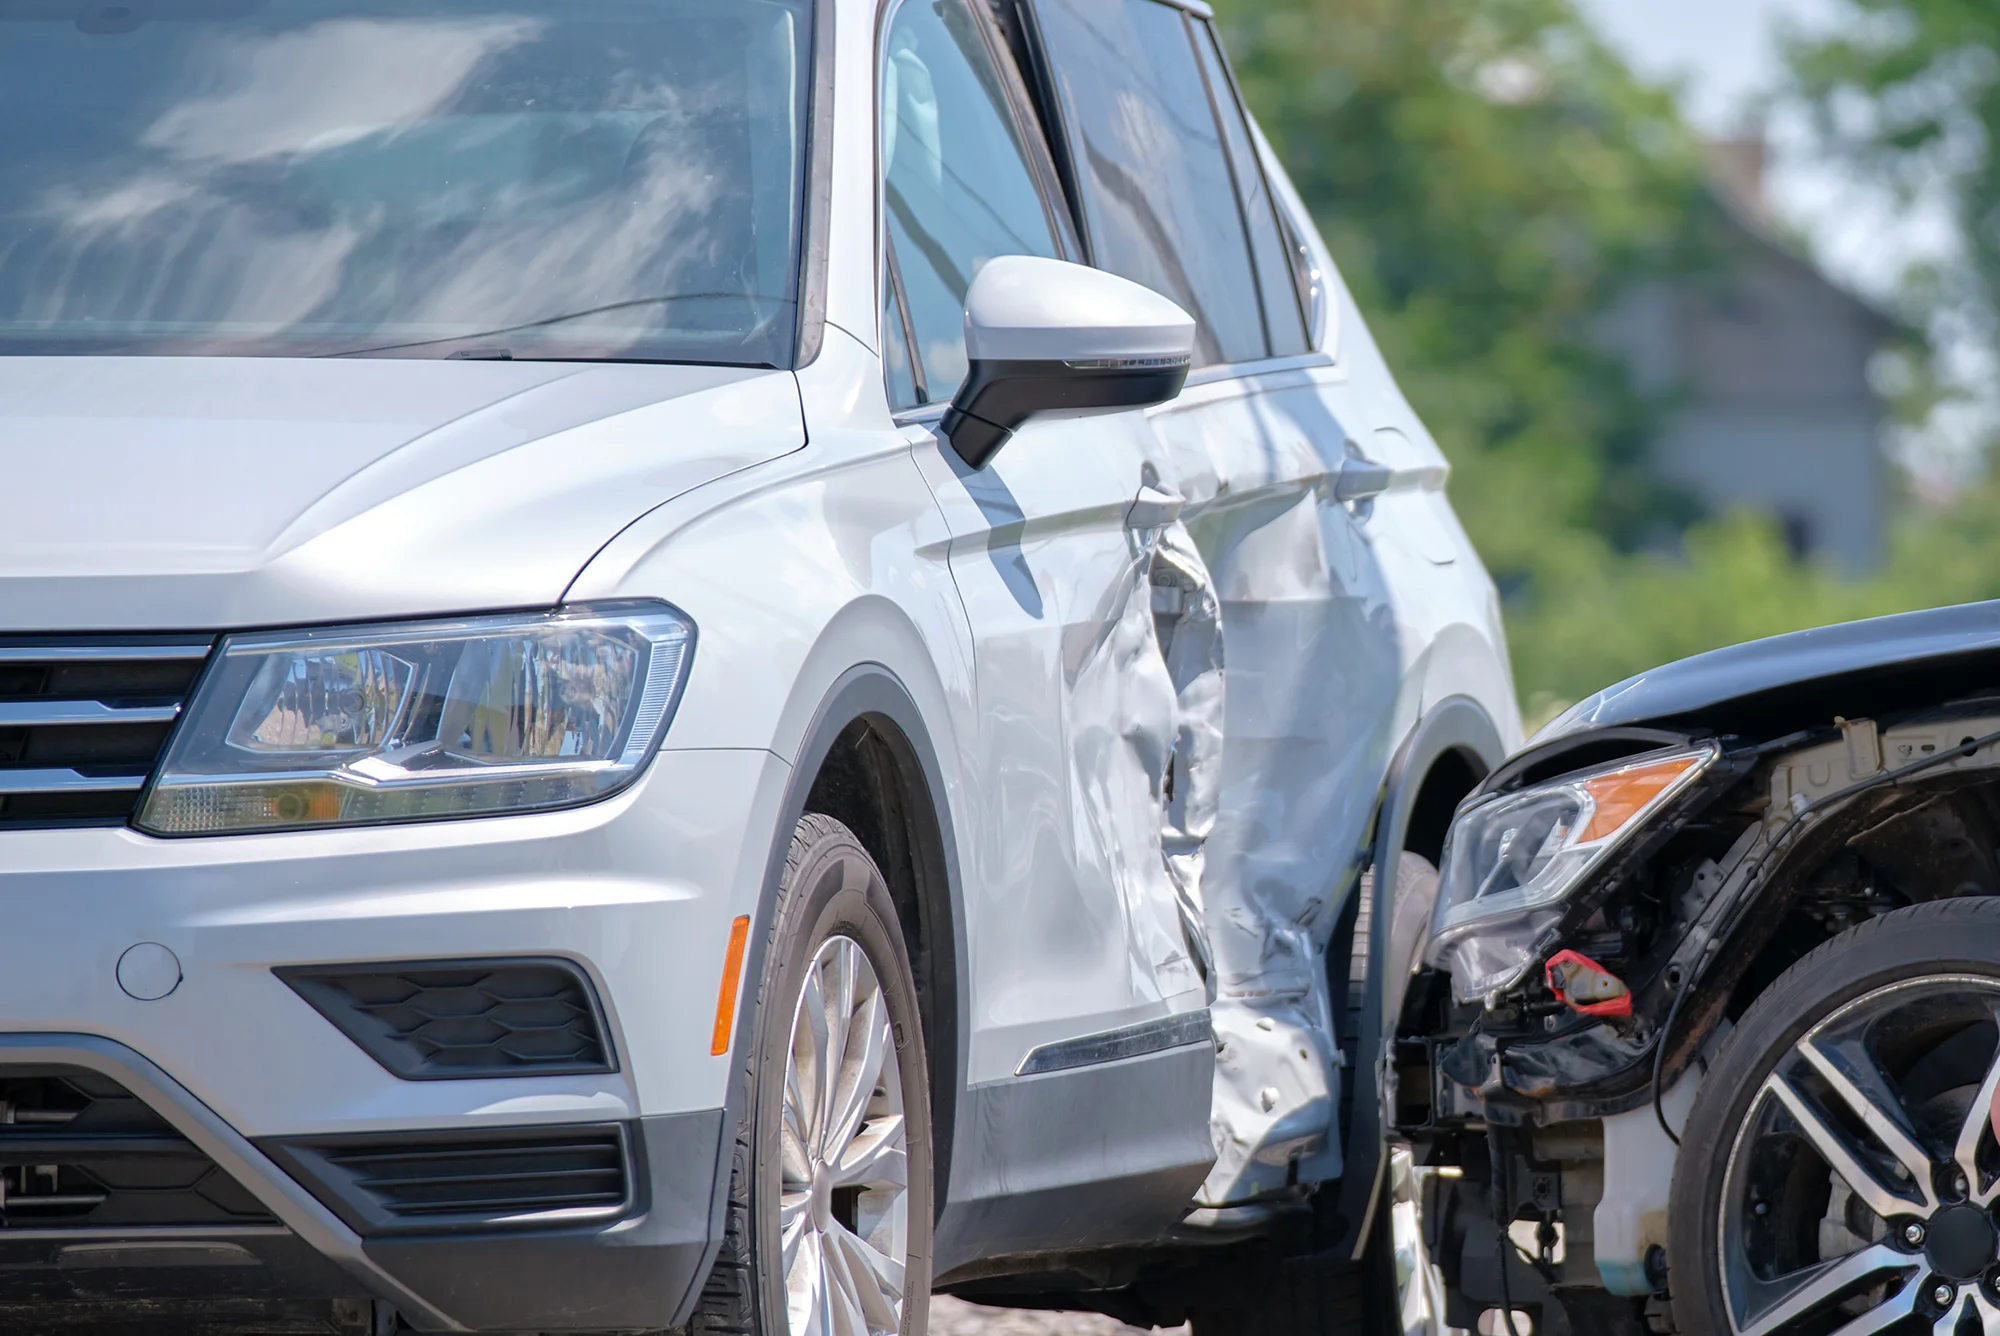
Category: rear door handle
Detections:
[
  {"x1": 1125, "y1": 484, "x2": 1184, "y2": 530},
  {"x1": 1334, "y1": 457, "x2": 1392, "y2": 502}
]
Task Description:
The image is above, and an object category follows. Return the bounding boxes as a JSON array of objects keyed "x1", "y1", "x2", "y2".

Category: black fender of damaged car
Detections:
[{"x1": 1535, "y1": 599, "x2": 2000, "y2": 750}]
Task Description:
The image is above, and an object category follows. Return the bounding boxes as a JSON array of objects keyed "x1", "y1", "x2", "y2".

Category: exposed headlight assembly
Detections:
[
  {"x1": 139, "y1": 603, "x2": 693, "y2": 835},
  {"x1": 1426, "y1": 746, "x2": 1715, "y2": 1003}
]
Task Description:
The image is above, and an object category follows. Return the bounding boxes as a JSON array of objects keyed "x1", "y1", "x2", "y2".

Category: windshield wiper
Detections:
[{"x1": 317, "y1": 292, "x2": 793, "y2": 361}]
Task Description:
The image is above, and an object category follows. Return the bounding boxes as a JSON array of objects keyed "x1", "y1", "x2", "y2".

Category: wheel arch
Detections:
[
  {"x1": 1328, "y1": 695, "x2": 1506, "y2": 1261},
  {"x1": 705, "y1": 663, "x2": 968, "y2": 1275}
]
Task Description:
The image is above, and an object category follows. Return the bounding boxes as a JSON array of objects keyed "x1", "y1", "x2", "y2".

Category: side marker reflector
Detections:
[{"x1": 711, "y1": 916, "x2": 752, "y2": 1056}]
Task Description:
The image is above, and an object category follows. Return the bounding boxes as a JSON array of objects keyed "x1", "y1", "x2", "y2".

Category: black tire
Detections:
[
  {"x1": 691, "y1": 814, "x2": 934, "y2": 1336},
  {"x1": 1669, "y1": 898, "x2": 2000, "y2": 1336}
]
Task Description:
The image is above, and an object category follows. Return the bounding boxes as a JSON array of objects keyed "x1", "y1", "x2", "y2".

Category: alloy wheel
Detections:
[
  {"x1": 780, "y1": 934, "x2": 911, "y2": 1336},
  {"x1": 1717, "y1": 976, "x2": 2000, "y2": 1335}
]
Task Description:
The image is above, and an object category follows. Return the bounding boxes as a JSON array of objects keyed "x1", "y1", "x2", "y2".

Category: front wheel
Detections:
[
  {"x1": 1670, "y1": 898, "x2": 2000, "y2": 1336},
  {"x1": 692, "y1": 814, "x2": 934, "y2": 1336}
]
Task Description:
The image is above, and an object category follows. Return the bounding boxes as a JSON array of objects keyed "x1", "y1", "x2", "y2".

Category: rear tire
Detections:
[{"x1": 691, "y1": 814, "x2": 934, "y2": 1336}]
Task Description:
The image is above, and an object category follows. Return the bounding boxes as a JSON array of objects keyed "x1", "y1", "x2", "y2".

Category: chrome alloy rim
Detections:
[
  {"x1": 780, "y1": 935, "x2": 909, "y2": 1336},
  {"x1": 1718, "y1": 976, "x2": 2000, "y2": 1335}
]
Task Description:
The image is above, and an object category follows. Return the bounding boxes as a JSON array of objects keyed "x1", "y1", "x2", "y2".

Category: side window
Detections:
[
  {"x1": 1191, "y1": 21, "x2": 1309, "y2": 357},
  {"x1": 1030, "y1": 0, "x2": 1266, "y2": 367},
  {"x1": 881, "y1": 0, "x2": 1062, "y2": 409}
]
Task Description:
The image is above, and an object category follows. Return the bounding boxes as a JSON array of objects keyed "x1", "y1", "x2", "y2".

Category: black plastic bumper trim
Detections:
[
  {"x1": 348, "y1": 1110, "x2": 727, "y2": 1333},
  {"x1": 0, "y1": 1035, "x2": 461, "y2": 1331},
  {"x1": 1014, "y1": 1009, "x2": 1212, "y2": 1076},
  {"x1": 275, "y1": 957, "x2": 616, "y2": 1081}
]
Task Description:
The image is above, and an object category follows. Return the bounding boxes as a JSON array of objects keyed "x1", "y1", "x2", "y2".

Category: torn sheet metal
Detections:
[
  {"x1": 1066, "y1": 513, "x2": 1205, "y2": 1012},
  {"x1": 1148, "y1": 522, "x2": 1343, "y2": 1200},
  {"x1": 1152, "y1": 522, "x2": 1224, "y2": 995}
]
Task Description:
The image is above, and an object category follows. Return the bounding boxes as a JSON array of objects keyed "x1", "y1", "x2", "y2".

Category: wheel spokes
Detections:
[
  {"x1": 826, "y1": 991, "x2": 890, "y2": 1160},
  {"x1": 1801, "y1": 1040, "x2": 1939, "y2": 1210},
  {"x1": 1959, "y1": 1043, "x2": 2000, "y2": 1207},
  {"x1": 779, "y1": 935, "x2": 910, "y2": 1336},
  {"x1": 820, "y1": 1231, "x2": 871, "y2": 1336},
  {"x1": 1766, "y1": 1071, "x2": 1930, "y2": 1220},
  {"x1": 1823, "y1": 1279, "x2": 1919, "y2": 1336},
  {"x1": 795, "y1": 967, "x2": 831, "y2": 1147},
  {"x1": 829, "y1": 1219, "x2": 905, "y2": 1333},
  {"x1": 818, "y1": 940, "x2": 859, "y2": 1156},
  {"x1": 1972, "y1": 1291, "x2": 2000, "y2": 1334},
  {"x1": 786, "y1": 1224, "x2": 824, "y2": 1336},
  {"x1": 835, "y1": 1114, "x2": 908, "y2": 1190},
  {"x1": 1737, "y1": 1244, "x2": 1916, "y2": 1336}
]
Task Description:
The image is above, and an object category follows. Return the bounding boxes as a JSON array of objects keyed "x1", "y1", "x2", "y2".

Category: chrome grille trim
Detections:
[
  {"x1": 0, "y1": 771, "x2": 149, "y2": 795},
  {"x1": 0, "y1": 643, "x2": 211, "y2": 663},
  {"x1": 0, "y1": 638, "x2": 211, "y2": 826},
  {"x1": 0, "y1": 701, "x2": 182, "y2": 726}
]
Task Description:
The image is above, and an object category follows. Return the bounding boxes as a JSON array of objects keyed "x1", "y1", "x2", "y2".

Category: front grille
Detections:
[
  {"x1": 268, "y1": 1125, "x2": 631, "y2": 1233},
  {"x1": 0, "y1": 639, "x2": 211, "y2": 830},
  {"x1": 276, "y1": 959, "x2": 615, "y2": 1080},
  {"x1": 0, "y1": 1067, "x2": 274, "y2": 1229}
]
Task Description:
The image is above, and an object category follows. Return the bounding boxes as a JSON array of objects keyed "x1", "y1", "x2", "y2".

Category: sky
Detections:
[{"x1": 1570, "y1": 0, "x2": 1831, "y2": 133}]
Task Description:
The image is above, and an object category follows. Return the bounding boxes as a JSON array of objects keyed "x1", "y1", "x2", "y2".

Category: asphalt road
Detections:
[{"x1": 929, "y1": 1295, "x2": 1186, "y2": 1335}]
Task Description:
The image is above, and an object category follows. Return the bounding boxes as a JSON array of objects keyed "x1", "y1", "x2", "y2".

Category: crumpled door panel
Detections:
[{"x1": 1151, "y1": 372, "x2": 1405, "y2": 1205}]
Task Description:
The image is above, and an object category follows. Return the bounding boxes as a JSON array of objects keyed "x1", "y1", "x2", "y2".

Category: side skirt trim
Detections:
[{"x1": 1015, "y1": 1010, "x2": 1213, "y2": 1077}]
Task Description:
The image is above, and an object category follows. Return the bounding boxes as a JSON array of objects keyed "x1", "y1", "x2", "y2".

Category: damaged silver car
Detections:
[{"x1": 1399, "y1": 601, "x2": 2000, "y2": 1335}]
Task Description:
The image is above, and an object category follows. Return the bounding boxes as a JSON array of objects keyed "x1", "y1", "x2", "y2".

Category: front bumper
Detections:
[{"x1": 0, "y1": 747, "x2": 792, "y2": 1331}]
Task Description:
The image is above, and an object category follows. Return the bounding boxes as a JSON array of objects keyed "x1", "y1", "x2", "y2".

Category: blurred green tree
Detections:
[{"x1": 1217, "y1": 0, "x2": 1708, "y2": 583}]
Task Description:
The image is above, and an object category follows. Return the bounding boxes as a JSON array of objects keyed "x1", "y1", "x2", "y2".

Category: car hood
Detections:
[
  {"x1": 0, "y1": 357, "x2": 802, "y2": 631},
  {"x1": 1539, "y1": 599, "x2": 2000, "y2": 745}
]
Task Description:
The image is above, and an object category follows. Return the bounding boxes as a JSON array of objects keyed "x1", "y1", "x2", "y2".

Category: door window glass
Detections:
[
  {"x1": 1192, "y1": 22, "x2": 1309, "y2": 357},
  {"x1": 1031, "y1": 0, "x2": 1265, "y2": 366},
  {"x1": 882, "y1": 0, "x2": 1061, "y2": 408}
]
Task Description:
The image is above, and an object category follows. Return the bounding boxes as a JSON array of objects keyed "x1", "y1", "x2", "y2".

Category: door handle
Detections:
[
  {"x1": 1334, "y1": 457, "x2": 1392, "y2": 502},
  {"x1": 1125, "y1": 484, "x2": 1184, "y2": 530}
]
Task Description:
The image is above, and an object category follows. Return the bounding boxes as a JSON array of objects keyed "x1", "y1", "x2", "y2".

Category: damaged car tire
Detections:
[
  {"x1": 1669, "y1": 898, "x2": 2000, "y2": 1336},
  {"x1": 692, "y1": 814, "x2": 933, "y2": 1336}
]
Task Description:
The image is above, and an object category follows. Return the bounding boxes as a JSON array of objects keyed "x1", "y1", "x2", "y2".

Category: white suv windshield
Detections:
[{"x1": 0, "y1": 0, "x2": 812, "y2": 364}]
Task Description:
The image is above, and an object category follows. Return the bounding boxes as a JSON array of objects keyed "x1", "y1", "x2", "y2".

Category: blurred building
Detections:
[{"x1": 1601, "y1": 137, "x2": 1897, "y2": 573}]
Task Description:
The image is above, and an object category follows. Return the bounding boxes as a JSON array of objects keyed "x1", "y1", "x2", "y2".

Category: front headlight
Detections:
[
  {"x1": 1425, "y1": 746, "x2": 1714, "y2": 1002},
  {"x1": 139, "y1": 603, "x2": 694, "y2": 835}
]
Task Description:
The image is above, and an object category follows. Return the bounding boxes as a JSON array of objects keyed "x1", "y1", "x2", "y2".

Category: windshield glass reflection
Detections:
[{"x1": 0, "y1": 0, "x2": 811, "y2": 364}]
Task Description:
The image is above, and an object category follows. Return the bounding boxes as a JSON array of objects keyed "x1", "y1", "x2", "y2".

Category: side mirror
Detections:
[{"x1": 941, "y1": 256, "x2": 1196, "y2": 469}]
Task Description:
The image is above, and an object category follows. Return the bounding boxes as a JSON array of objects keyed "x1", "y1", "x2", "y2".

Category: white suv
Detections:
[{"x1": 0, "y1": 0, "x2": 1517, "y2": 1332}]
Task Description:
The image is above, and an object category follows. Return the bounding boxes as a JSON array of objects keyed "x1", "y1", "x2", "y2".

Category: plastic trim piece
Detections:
[
  {"x1": 0, "y1": 642, "x2": 211, "y2": 662},
  {"x1": 0, "y1": 770, "x2": 147, "y2": 794},
  {"x1": 0, "y1": 1034, "x2": 463, "y2": 1332},
  {"x1": 1014, "y1": 1010, "x2": 1213, "y2": 1076},
  {"x1": 275, "y1": 957, "x2": 617, "y2": 1081},
  {"x1": 0, "y1": 701, "x2": 180, "y2": 726},
  {"x1": 263, "y1": 1122, "x2": 634, "y2": 1236}
]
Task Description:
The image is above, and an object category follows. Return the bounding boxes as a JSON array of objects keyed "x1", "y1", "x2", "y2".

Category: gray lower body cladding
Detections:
[{"x1": 0, "y1": 1035, "x2": 725, "y2": 1334}]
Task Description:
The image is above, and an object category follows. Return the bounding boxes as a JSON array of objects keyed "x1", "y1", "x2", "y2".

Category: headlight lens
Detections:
[
  {"x1": 1426, "y1": 746, "x2": 1714, "y2": 1001},
  {"x1": 139, "y1": 603, "x2": 693, "y2": 835}
]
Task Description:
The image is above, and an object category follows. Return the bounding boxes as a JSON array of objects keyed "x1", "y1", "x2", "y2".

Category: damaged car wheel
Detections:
[{"x1": 1669, "y1": 898, "x2": 2000, "y2": 1336}]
